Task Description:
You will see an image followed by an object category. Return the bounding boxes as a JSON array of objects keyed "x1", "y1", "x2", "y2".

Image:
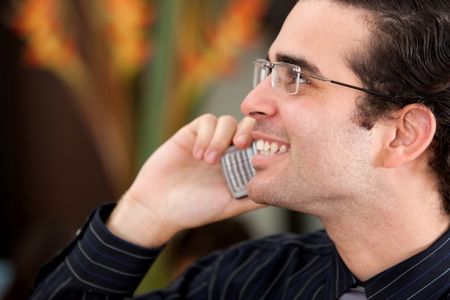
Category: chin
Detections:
[{"x1": 246, "y1": 181, "x2": 267, "y2": 204}]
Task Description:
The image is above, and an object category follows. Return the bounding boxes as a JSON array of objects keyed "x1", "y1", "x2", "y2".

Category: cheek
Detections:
[
  {"x1": 290, "y1": 123, "x2": 343, "y2": 173},
  {"x1": 283, "y1": 101, "x2": 341, "y2": 151},
  {"x1": 281, "y1": 94, "x2": 369, "y2": 169},
  {"x1": 286, "y1": 110, "x2": 369, "y2": 176}
]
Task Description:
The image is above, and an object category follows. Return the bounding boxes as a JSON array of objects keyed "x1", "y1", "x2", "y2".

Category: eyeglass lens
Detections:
[
  {"x1": 253, "y1": 61, "x2": 270, "y2": 88},
  {"x1": 253, "y1": 60, "x2": 301, "y2": 95}
]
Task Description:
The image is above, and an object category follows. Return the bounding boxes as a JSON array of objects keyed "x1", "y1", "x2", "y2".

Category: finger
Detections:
[
  {"x1": 204, "y1": 115, "x2": 238, "y2": 164},
  {"x1": 233, "y1": 117, "x2": 256, "y2": 148},
  {"x1": 192, "y1": 114, "x2": 217, "y2": 160},
  {"x1": 222, "y1": 198, "x2": 266, "y2": 220}
]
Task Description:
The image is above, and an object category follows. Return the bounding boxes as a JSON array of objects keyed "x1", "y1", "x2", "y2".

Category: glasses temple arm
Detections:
[
  {"x1": 307, "y1": 73, "x2": 391, "y2": 98},
  {"x1": 329, "y1": 80, "x2": 391, "y2": 97}
]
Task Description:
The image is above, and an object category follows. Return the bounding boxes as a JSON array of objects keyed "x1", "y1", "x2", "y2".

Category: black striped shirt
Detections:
[{"x1": 30, "y1": 204, "x2": 450, "y2": 299}]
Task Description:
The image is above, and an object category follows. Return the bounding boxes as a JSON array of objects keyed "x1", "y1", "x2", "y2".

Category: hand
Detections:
[{"x1": 107, "y1": 114, "x2": 264, "y2": 247}]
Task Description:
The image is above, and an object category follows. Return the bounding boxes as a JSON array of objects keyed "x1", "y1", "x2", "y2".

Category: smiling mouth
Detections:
[{"x1": 255, "y1": 139, "x2": 289, "y2": 156}]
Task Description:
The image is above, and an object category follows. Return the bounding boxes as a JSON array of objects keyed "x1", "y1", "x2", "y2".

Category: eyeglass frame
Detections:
[{"x1": 253, "y1": 58, "x2": 392, "y2": 98}]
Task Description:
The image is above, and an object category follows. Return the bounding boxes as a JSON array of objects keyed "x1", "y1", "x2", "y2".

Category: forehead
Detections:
[{"x1": 269, "y1": 0, "x2": 370, "y2": 77}]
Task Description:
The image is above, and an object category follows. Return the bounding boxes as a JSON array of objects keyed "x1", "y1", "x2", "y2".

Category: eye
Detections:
[
  {"x1": 286, "y1": 68, "x2": 308, "y2": 88},
  {"x1": 287, "y1": 66, "x2": 309, "y2": 85},
  {"x1": 276, "y1": 66, "x2": 297, "y2": 84},
  {"x1": 298, "y1": 73, "x2": 310, "y2": 84}
]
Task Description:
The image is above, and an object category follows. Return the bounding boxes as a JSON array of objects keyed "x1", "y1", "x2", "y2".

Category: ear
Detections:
[{"x1": 382, "y1": 104, "x2": 436, "y2": 168}]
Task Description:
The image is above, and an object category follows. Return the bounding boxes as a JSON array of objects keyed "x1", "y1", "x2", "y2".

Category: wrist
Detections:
[{"x1": 106, "y1": 193, "x2": 179, "y2": 248}]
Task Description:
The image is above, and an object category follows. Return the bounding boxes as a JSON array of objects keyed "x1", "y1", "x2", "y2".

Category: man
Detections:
[{"x1": 30, "y1": 0, "x2": 450, "y2": 299}]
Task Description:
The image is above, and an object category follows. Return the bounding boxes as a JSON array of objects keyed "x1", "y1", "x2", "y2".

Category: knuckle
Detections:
[
  {"x1": 218, "y1": 115, "x2": 237, "y2": 125},
  {"x1": 209, "y1": 140, "x2": 229, "y2": 151},
  {"x1": 201, "y1": 113, "x2": 217, "y2": 123}
]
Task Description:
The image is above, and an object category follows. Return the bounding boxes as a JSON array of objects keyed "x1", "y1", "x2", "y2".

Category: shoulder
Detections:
[
  {"x1": 182, "y1": 230, "x2": 336, "y2": 297},
  {"x1": 173, "y1": 230, "x2": 336, "y2": 298},
  {"x1": 194, "y1": 230, "x2": 335, "y2": 269}
]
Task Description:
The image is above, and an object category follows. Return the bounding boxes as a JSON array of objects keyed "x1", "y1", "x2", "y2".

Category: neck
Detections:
[{"x1": 320, "y1": 191, "x2": 450, "y2": 281}]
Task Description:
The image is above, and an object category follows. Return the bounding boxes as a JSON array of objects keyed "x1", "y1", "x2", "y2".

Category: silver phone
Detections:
[{"x1": 220, "y1": 142, "x2": 257, "y2": 198}]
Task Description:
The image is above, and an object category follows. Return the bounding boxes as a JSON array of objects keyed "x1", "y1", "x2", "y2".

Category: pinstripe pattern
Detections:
[
  {"x1": 48, "y1": 277, "x2": 71, "y2": 300},
  {"x1": 219, "y1": 249, "x2": 260, "y2": 300},
  {"x1": 31, "y1": 204, "x2": 450, "y2": 299},
  {"x1": 260, "y1": 248, "x2": 298, "y2": 299},
  {"x1": 237, "y1": 245, "x2": 281, "y2": 299}
]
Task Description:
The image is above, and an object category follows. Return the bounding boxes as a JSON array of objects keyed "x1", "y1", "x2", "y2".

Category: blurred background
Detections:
[{"x1": 0, "y1": 0, "x2": 322, "y2": 298}]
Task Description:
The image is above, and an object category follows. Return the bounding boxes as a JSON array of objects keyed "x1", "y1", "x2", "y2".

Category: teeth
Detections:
[
  {"x1": 270, "y1": 142, "x2": 278, "y2": 153},
  {"x1": 256, "y1": 140, "x2": 265, "y2": 151},
  {"x1": 255, "y1": 139, "x2": 288, "y2": 156}
]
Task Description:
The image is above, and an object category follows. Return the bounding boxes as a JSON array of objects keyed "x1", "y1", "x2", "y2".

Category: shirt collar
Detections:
[
  {"x1": 331, "y1": 227, "x2": 450, "y2": 299},
  {"x1": 330, "y1": 252, "x2": 359, "y2": 299}
]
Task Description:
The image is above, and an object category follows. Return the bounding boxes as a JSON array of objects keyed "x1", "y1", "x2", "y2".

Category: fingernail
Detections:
[{"x1": 205, "y1": 151, "x2": 218, "y2": 164}]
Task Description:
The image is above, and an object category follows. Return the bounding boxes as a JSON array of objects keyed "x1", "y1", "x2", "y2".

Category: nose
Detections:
[{"x1": 240, "y1": 77, "x2": 278, "y2": 119}]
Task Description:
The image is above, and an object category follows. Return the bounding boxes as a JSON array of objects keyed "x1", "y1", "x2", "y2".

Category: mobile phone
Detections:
[{"x1": 220, "y1": 142, "x2": 257, "y2": 198}]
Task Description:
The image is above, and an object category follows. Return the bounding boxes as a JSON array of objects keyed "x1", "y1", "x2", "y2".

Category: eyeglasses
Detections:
[{"x1": 253, "y1": 59, "x2": 391, "y2": 98}]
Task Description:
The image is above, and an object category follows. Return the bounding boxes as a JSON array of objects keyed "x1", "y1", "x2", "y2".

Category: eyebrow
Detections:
[{"x1": 266, "y1": 53, "x2": 324, "y2": 77}]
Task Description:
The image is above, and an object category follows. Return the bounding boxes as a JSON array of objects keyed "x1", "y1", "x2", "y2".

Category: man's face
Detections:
[{"x1": 241, "y1": 0, "x2": 384, "y2": 215}]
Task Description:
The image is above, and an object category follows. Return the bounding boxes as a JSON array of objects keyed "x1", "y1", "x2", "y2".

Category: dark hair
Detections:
[{"x1": 328, "y1": 0, "x2": 450, "y2": 213}]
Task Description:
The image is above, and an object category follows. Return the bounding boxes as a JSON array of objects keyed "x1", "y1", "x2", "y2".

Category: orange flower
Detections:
[
  {"x1": 12, "y1": 0, "x2": 80, "y2": 70},
  {"x1": 12, "y1": 0, "x2": 152, "y2": 80},
  {"x1": 180, "y1": 0, "x2": 267, "y2": 84},
  {"x1": 102, "y1": 0, "x2": 153, "y2": 77}
]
